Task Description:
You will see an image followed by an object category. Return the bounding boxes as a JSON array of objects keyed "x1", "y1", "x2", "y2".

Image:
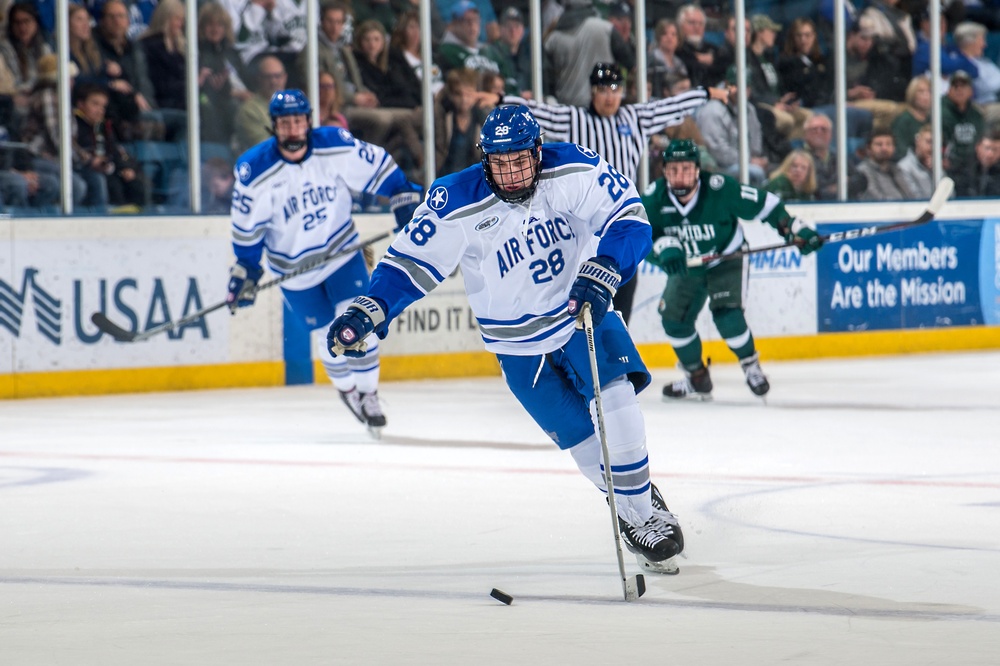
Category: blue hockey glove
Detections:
[
  {"x1": 226, "y1": 260, "x2": 264, "y2": 313},
  {"x1": 783, "y1": 217, "x2": 824, "y2": 256},
  {"x1": 328, "y1": 296, "x2": 388, "y2": 358},
  {"x1": 567, "y1": 256, "x2": 621, "y2": 329},
  {"x1": 652, "y1": 235, "x2": 688, "y2": 276},
  {"x1": 390, "y1": 184, "x2": 423, "y2": 232}
]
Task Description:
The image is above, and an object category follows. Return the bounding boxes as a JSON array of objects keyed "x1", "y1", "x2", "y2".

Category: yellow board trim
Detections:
[
  {"x1": 2, "y1": 362, "x2": 284, "y2": 399},
  {"x1": 3, "y1": 326, "x2": 998, "y2": 398},
  {"x1": 636, "y1": 325, "x2": 1000, "y2": 367}
]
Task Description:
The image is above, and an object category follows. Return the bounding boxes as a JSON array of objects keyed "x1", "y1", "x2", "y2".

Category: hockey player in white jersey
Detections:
[
  {"x1": 226, "y1": 89, "x2": 421, "y2": 434},
  {"x1": 327, "y1": 104, "x2": 684, "y2": 572}
]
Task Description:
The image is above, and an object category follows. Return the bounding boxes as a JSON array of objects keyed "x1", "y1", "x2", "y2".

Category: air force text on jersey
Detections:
[{"x1": 495, "y1": 215, "x2": 577, "y2": 279}]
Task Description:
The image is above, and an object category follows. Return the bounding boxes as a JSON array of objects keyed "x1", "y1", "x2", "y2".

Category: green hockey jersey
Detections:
[{"x1": 641, "y1": 171, "x2": 791, "y2": 271}]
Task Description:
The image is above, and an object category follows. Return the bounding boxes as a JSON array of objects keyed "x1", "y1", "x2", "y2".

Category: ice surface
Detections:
[{"x1": 1, "y1": 351, "x2": 999, "y2": 664}]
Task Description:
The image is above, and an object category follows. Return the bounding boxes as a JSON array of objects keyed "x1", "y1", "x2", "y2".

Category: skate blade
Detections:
[
  {"x1": 662, "y1": 392, "x2": 713, "y2": 403},
  {"x1": 635, "y1": 554, "x2": 680, "y2": 575},
  {"x1": 367, "y1": 425, "x2": 384, "y2": 440}
]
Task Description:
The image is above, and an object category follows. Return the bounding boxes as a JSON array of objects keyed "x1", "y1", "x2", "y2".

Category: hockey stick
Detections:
[
  {"x1": 91, "y1": 231, "x2": 393, "y2": 343},
  {"x1": 582, "y1": 304, "x2": 646, "y2": 602},
  {"x1": 686, "y1": 176, "x2": 955, "y2": 268}
]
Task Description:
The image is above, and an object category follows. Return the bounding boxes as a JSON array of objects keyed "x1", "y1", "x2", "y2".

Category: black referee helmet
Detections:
[{"x1": 590, "y1": 63, "x2": 624, "y2": 87}]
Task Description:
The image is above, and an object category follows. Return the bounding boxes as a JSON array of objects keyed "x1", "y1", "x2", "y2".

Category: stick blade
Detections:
[
  {"x1": 927, "y1": 177, "x2": 955, "y2": 215},
  {"x1": 624, "y1": 574, "x2": 646, "y2": 602},
  {"x1": 90, "y1": 312, "x2": 138, "y2": 343}
]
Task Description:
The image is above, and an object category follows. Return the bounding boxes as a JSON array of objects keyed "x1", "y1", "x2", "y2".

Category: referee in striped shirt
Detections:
[{"x1": 501, "y1": 63, "x2": 726, "y2": 322}]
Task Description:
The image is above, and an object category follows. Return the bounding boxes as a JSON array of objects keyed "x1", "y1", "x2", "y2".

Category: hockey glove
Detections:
[
  {"x1": 567, "y1": 256, "x2": 621, "y2": 329},
  {"x1": 328, "y1": 296, "x2": 388, "y2": 358},
  {"x1": 783, "y1": 217, "x2": 824, "y2": 256},
  {"x1": 652, "y1": 235, "x2": 688, "y2": 276},
  {"x1": 226, "y1": 260, "x2": 264, "y2": 313},
  {"x1": 390, "y1": 184, "x2": 423, "y2": 232}
]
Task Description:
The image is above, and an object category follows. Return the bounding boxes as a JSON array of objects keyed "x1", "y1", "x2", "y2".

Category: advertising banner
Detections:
[
  {"x1": 0, "y1": 235, "x2": 277, "y2": 374},
  {"x1": 817, "y1": 219, "x2": 988, "y2": 332}
]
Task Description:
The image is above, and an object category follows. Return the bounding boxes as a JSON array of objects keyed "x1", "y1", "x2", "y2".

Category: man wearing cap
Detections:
[
  {"x1": 501, "y1": 62, "x2": 725, "y2": 322},
  {"x1": 438, "y1": 1, "x2": 508, "y2": 81},
  {"x1": 491, "y1": 7, "x2": 531, "y2": 96},
  {"x1": 436, "y1": 0, "x2": 499, "y2": 43},
  {"x1": 942, "y1": 69, "x2": 985, "y2": 182},
  {"x1": 746, "y1": 13, "x2": 801, "y2": 138}
]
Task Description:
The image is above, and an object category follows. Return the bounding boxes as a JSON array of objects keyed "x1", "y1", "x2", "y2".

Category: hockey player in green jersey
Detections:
[{"x1": 642, "y1": 140, "x2": 823, "y2": 399}]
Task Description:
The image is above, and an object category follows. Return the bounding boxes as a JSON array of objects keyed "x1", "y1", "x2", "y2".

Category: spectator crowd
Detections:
[{"x1": 2, "y1": 0, "x2": 1000, "y2": 214}]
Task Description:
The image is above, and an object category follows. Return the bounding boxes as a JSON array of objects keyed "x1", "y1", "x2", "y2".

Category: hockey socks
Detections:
[{"x1": 569, "y1": 377, "x2": 653, "y2": 527}]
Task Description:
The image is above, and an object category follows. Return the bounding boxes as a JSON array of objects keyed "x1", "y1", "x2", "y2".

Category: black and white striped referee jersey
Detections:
[{"x1": 502, "y1": 88, "x2": 710, "y2": 180}]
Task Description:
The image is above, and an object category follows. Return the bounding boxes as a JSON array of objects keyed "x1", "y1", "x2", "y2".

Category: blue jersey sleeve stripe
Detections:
[
  {"x1": 381, "y1": 255, "x2": 438, "y2": 293},
  {"x1": 385, "y1": 248, "x2": 448, "y2": 283},
  {"x1": 361, "y1": 152, "x2": 390, "y2": 192},
  {"x1": 599, "y1": 196, "x2": 645, "y2": 236},
  {"x1": 369, "y1": 262, "x2": 425, "y2": 321},
  {"x1": 372, "y1": 166, "x2": 410, "y2": 199}
]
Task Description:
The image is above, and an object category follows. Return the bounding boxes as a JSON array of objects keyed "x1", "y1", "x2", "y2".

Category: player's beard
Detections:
[
  {"x1": 280, "y1": 135, "x2": 308, "y2": 152},
  {"x1": 668, "y1": 171, "x2": 698, "y2": 198}
]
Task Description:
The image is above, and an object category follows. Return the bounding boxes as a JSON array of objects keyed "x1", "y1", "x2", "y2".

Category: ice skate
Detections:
[
  {"x1": 662, "y1": 364, "x2": 713, "y2": 401},
  {"x1": 359, "y1": 390, "x2": 387, "y2": 438},
  {"x1": 619, "y1": 487, "x2": 683, "y2": 574},
  {"x1": 339, "y1": 388, "x2": 365, "y2": 424},
  {"x1": 740, "y1": 352, "x2": 770, "y2": 398},
  {"x1": 640, "y1": 483, "x2": 683, "y2": 574},
  {"x1": 339, "y1": 389, "x2": 386, "y2": 438}
]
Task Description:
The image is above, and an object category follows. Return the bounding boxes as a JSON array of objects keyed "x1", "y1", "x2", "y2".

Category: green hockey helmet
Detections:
[
  {"x1": 662, "y1": 140, "x2": 700, "y2": 197},
  {"x1": 662, "y1": 139, "x2": 700, "y2": 168}
]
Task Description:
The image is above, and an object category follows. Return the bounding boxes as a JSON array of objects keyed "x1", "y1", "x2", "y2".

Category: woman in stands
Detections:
[
  {"x1": 69, "y1": 3, "x2": 117, "y2": 89},
  {"x1": 765, "y1": 149, "x2": 818, "y2": 202},
  {"x1": 141, "y1": 0, "x2": 187, "y2": 141},
  {"x1": 351, "y1": 19, "x2": 423, "y2": 181},
  {"x1": 0, "y1": 2, "x2": 51, "y2": 110},
  {"x1": 648, "y1": 19, "x2": 688, "y2": 101}
]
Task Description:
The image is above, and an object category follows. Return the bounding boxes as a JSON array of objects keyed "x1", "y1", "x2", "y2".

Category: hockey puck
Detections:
[{"x1": 489, "y1": 588, "x2": 513, "y2": 605}]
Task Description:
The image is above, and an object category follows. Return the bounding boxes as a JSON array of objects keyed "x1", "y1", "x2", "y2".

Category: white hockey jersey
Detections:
[
  {"x1": 369, "y1": 142, "x2": 652, "y2": 356},
  {"x1": 223, "y1": 0, "x2": 307, "y2": 66},
  {"x1": 230, "y1": 126, "x2": 409, "y2": 291}
]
